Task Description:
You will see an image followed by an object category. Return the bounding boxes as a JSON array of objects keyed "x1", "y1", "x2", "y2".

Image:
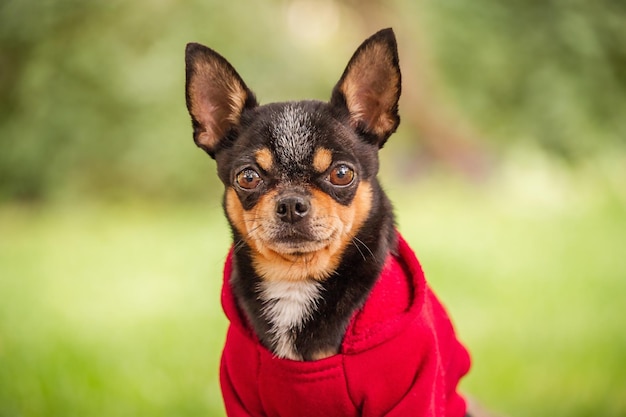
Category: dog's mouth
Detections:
[
  {"x1": 271, "y1": 242, "x2": 328, "y2": 257},
  {"x1": 248, "y1": 225, "x2": 343, "y2": 281},
  {"x1": 260, "y1": 225, "x2": 337, "y2": 257}
]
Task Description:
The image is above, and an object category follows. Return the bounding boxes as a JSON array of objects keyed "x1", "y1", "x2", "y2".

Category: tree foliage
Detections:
[{"x1": 421, "y1": 0, "x2": 626, "y2": 156}]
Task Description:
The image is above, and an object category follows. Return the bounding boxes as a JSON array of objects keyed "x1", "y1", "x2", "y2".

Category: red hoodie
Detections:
[{"x1": 219, "y1": 234, "x2": 471, "y2": 417}]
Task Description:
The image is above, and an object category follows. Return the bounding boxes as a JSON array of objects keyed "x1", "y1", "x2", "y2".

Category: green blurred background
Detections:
[{"x1": 1, "y1": 0, "x2": 625, "y2": 416}]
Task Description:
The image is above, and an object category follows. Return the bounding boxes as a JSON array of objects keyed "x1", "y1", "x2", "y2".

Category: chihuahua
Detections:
[{"x1": 185, "y1": 28, "x2": 472, "y2": 417}]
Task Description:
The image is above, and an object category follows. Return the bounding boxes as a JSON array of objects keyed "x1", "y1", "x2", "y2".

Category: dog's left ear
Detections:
[{"x1": 330, "y1": 28, "x2": 401, "y2": 148}]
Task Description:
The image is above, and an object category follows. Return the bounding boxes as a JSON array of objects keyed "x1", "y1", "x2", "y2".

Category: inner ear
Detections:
[
  {"x1": 185, "y1": 43, "x2": 257, "y2": 157},
  {"x1": 330, "y1": 28, "x2": 401, "y2": 148}
]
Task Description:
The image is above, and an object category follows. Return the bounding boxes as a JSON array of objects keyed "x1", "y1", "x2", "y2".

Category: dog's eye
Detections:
[
  {"x1": 328, "y1": 164, "x2": 355, "y2": 186},
  {"x1": 236, "y1": 168, "x2": 262, "y2": 190}
]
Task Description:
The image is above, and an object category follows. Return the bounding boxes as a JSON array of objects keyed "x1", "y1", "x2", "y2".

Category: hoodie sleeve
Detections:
[{"x1": 343, "y1": 289, "x2": 470, "y2": 417}]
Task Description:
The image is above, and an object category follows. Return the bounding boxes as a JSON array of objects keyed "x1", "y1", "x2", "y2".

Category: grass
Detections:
[
  {"x1": 0, "y1": 202, "x2": 229, "y2": 416},
  {"x1": 1, "y1": 161, "x2": 625, "y2": 417}
]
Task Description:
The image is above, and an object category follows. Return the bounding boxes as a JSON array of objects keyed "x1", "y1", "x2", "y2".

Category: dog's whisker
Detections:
[
  {"x1": 353, "y1": 236, "x2": 376, "y2": 261},
  {"x1": 232, "y1": 239, "x2": 247, "y2": 254},
  {"x1": 351, "y1": 238, "x2": 368, "y2": 262}
]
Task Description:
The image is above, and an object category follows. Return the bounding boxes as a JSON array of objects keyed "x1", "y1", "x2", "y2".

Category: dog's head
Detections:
[{"x1": 185, "y1": 29, "x2": 401, "y2": 282}]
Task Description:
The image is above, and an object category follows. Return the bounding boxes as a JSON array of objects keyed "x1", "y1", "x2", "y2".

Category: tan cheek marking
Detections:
[
  {"x1": 225, "y1": 188, "x2": 277, "y2": 255},
  {"x1": 255, "y1": 148, "x2": 274, "y2": 172},
  {"x1": 225, "y1": 188, "x2": 247, "y2": 237},
  {"x1": 313, "y1": 148, "x2": 333, "y2": 173},
  {"x1": 340, "y1": 181, "x2": 373, "y2": 234},
  {"x1": 311, "y1": 181, "x2": 372, "y2": 239},
  {"x1": 327, "y1": 181, "x2": 373, "y2": 268}
]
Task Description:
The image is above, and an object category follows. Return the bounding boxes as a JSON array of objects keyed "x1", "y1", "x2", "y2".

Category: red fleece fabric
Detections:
[{"x1": 220, "y1": 234, "x2": 471, "y2": 417}]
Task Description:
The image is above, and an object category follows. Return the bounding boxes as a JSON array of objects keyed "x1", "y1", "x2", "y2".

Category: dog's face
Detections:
[
  {"x1": 185, "y1": 29, "x2": 401, "y2": 283},
  {"x1": 218, "y1": 102, "x2": 379, "y2": 282}
]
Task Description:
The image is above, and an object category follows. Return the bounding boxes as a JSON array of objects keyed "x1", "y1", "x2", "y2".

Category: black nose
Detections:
[{"x1": 275, "y1": 195, "x2": 310, "y2": 223}]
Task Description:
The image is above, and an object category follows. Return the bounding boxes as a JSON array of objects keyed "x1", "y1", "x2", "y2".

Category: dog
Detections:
[{"x1": 185, "y1": 28, "x2": 472, "y2": 417}]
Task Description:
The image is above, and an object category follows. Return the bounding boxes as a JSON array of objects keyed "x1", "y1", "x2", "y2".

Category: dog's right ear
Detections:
[{"x1": 185, "y1": 43, "x2": 257, "y2": 158}]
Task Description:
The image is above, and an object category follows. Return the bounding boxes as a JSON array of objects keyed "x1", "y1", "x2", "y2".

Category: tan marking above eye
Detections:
[
  {"x1": 255, "y1": 148, "x2": 274, "y2": 172},
  {"x1": 313, "y1": 148, "x2": 333, "y2": 173}
]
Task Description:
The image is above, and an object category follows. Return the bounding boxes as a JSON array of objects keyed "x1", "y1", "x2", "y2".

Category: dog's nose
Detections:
[{"x1": 275, "y1": 195, "x2": 310, "y2": 223}]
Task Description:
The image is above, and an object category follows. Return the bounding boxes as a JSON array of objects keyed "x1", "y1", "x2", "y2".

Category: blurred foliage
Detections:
[
  {"x1": 0, "y1": 0, "x2": 625, "y2": 202},
  {"x1": 420, "y1": 0, "x2": 626, "y2": 158}
]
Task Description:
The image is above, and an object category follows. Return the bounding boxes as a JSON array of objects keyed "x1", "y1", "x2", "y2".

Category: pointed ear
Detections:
[
  {"x1": 185, "y1": 43, "x2": 257, "y2": 158},
  {"x1": 330, "y1": 28, "x2": 401, "y2": 148}
]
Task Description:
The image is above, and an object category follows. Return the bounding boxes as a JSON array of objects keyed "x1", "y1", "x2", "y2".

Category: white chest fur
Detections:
[{"x1": 258, "y1": 280, "x2": 322, "y2": 360}]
